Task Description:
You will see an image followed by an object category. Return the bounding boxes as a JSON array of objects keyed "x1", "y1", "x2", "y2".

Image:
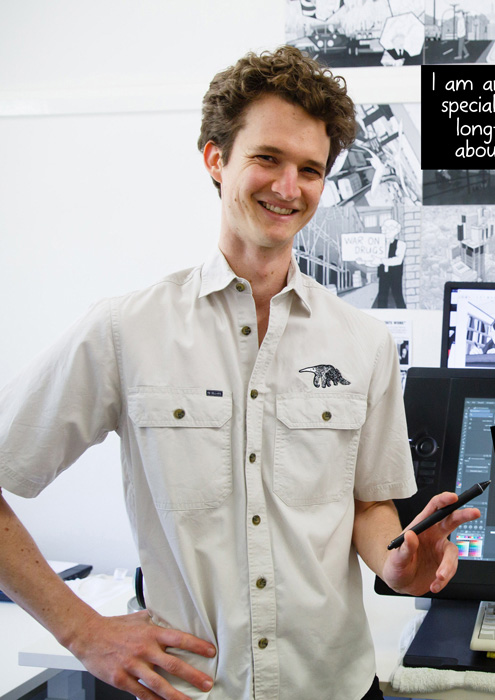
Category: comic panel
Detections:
[
  {"x1": 420, "y1": 205, "x2": 495, "y2": 310},
  {"x1": 423, "y1": 170, "x2": 495, "y2": 206},
  {"x1": 293, "y1": 101, "x2": 421, "y2": 310},
  {"x1": 285, "y1": 0, "x2": 425, "y2": 68},
  {"x1": 328, "y1": 102, "x2": 421, "y2": 208},
  {"x1": 424, "y1": 1, "x2": 495, "y2": 65},
  {"x1": 293, "y1": 202, "x2": 422, "y2": 309}
]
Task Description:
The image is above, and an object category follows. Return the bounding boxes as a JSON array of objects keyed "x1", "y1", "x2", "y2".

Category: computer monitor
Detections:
[
  {"x1": 441, "y1": 282, "x2": 495, "y2": 369},
  {"x1": 375, "y1": 367, "x2": 495, "y2": 601}
]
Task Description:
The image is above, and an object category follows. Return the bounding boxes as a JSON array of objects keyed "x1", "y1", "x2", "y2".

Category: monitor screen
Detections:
[
  {"x1": 375, "y1": 367, "x2": 495, "y2": 601},
  {"x1": 441, "y1": 282, "x2": 495, "y2": 369},
  {"x1": 452, "y1": 398, "x2": 495, "y2": 562}
]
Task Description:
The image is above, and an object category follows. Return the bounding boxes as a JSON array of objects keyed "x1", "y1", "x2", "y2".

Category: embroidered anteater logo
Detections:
[{"x1": 299, "y1": 364, "x2": 351, "y2": 388}]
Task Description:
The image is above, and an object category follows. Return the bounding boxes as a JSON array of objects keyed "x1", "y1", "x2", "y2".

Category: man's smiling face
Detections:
[{"x1": 207, "y1": 93, "x2": 330, "y2": 255}]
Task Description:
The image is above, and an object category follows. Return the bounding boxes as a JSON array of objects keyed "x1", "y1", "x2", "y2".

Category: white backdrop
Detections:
[{"x1": 0, "y1": 0, "x2": 437, "y2": 574}]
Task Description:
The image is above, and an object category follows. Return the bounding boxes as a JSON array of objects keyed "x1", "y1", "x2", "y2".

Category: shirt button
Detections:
[
  {"x1": 173, "y1": 409, "x2": 186, "y2": 419},
  {"x1": 258, "y1": 638, "x2": 269, "y2": 649},
  {"x1": 250, "y1": 389, "x2": 259, "y2": 399},
  {"x1": 256, "y1": 577, "x2": 267, "y2": 589},
  {"x1": 241, "y1": 326, "x2": 252, "y2": 336},
  {"x1": 236, "y1": 282, "x2": 246, "y2": 292},
  {"x1": 249, "y1": 453, "x2": 256, "y2": 463},
  {"x1": 252, "y1": 515, "x2": 261, "y2": 526},
  {"x1": 322, "y1": 411, "x2": 332, "y2": 421}
]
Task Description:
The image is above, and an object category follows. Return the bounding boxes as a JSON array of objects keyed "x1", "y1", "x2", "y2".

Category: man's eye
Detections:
[
  {"x1": 303, "y1": 167, "x2": 323, "y2": 177},
  {"x1": 256, "y1": 155, "x2": 275, "y2": 162}
]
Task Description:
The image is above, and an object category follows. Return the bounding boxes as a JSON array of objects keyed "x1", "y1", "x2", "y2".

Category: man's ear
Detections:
[{"x1": 203, "y1": 141, "x2": 223, "y2": 185}]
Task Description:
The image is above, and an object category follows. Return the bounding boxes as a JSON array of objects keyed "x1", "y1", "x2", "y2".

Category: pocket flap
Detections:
[
  {"x1": 276, "y1": 393, "x2": 366, "y2": 430},
  {"x1": 128, "y1": 388, "x2": 232, "y2": 428}
]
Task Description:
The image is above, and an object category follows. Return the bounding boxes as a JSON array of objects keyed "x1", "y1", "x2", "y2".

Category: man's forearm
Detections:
[
  {"x1": 352, "y1": 498, "x2": 402, "y2": 578},
  {"x1": 0, "y1": 488, "x2": 100, "y2": 648},
  {"x1": 0, "y1": 488, "x2": 217, "y2": 699}
]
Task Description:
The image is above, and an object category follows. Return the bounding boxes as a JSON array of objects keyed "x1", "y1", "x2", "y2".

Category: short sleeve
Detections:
[
  {"x1": 0, "y1": 299, "x2": 122, "y2": 497},
  {"x1": 354, "y1": 330, "x2": 416, "y2": 502}
]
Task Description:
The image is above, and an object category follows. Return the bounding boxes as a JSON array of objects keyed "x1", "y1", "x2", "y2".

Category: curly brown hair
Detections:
[{"x1": 198, "y1": 45, "x2": 356, "y2": 194}]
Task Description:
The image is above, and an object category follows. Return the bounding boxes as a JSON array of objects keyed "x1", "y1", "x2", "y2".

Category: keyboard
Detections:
[{"x1": 470, "y1": 601, "x2": 495, "y2": 651}]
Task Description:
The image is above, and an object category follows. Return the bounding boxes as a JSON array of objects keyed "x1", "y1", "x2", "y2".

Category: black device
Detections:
[
  {"x1": 440, "y1": 281, "x2": 495, "y2": 369},
  {"x1": 375, "y1": 367, "x2": 495, "y2": 671}
]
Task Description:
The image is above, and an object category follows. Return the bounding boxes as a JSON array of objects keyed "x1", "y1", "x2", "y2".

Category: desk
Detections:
[
  {"x1": 1, "y1": 577, "x2": 134, "y2": 700},
  {"x1": 361, "y1": 564, "x2": 494, "y2": 699},
  {"x1": 0, "y1": 602, "x2": 59, "y2": 700},
  {"x1": 7, "y1": 571, "x2": 494, "y2": 700}
]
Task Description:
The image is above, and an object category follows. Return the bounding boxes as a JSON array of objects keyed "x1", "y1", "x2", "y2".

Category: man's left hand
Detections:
[{"x1": 381, "y1": 492, "x2": 480, "y2": 595}]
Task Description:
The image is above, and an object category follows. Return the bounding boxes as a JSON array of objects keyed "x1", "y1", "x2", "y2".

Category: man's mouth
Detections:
[{"x1": 260, "y1": 201, "x2": 296, "y2": 216}]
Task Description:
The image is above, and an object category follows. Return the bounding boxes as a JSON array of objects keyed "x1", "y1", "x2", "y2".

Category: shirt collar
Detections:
[
  {"x1": 199, "y1": 248, "x2": 238, "y2": 298},
  {"x1": 199, "y1": 247, "x2": 312, "y2": 315},
  {"x1": 283, "y1": 253, "x2": 312, "y2": 315}
]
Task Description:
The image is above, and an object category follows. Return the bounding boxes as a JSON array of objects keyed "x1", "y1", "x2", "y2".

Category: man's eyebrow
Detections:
[{"x1": 252, "y1": 144, "x2": 327, "y2": 173}]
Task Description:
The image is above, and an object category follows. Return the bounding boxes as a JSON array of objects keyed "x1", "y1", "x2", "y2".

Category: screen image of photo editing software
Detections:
[{"x1": 453, "y1": 397, "x2": 495, "y2": 561}]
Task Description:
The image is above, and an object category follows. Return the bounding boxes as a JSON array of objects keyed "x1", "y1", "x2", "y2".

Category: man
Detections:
[
  {"x1": 372, "y1": 218, "x2": 406, "y2": 309},
  {"x1": 455, "y1": 10, "x2": 469, "y2": 61},
  {"x1": 0, "y1": 46, "x2": 479, "y2": 700}
]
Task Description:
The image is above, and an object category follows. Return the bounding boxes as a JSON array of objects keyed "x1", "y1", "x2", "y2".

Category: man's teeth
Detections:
[{"x1": 261, "y1": 202, "x2": 294, "y2": 215}]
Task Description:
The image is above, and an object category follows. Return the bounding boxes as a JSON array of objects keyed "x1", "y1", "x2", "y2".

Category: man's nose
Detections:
[{"x1": 272, "y1": 166, "x2": 300, "y2": 200}]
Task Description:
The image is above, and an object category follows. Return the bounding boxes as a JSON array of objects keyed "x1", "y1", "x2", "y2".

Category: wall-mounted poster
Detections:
[
  {"x1": 285, "y1": 0, "x2": 425, "y2": 68},
  {"x1": 424, "y1": 0, "x2": 495, "y2": 64},
  {"x1": 420, "y1": 206, "x2": 495, "y2": 309},
  {"x1": 385, "y1": 318, "x2": 412, "y2": 388},
  {"x1": 326, "y1": 102, "x2": 421, "y2": 208},
  {"x1": 294, "y1": 202, "x2": 421, "y2": 309},
  {"x1": 293, "y1": 101, "x2": 421, "y2": 309}
]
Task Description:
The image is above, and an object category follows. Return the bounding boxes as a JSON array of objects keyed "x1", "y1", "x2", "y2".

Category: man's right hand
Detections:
[{"x1": 68, "y1": 610, "x2": 216, "y2": 700}]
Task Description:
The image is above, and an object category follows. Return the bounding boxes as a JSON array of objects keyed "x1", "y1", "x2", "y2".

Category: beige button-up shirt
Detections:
[{"x1": 0, "y1": 249, "x2": 416, "y2": 699}]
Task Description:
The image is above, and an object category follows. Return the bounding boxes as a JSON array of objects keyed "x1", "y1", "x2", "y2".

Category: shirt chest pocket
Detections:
[
  {"x1": 128, "y1": 388, "x2": 233, "y2": 510},
  {"x1": 273, "y1": 393, "x2": 367, "y2": 507}
]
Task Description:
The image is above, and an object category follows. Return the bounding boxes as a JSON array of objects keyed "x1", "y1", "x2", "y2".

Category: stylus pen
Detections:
[{"x1": 387, "y1": 480, "x2": 491, "y2": 551}]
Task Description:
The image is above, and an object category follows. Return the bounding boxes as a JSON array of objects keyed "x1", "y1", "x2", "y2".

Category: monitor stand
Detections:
[{"x1": 404, "y1": 599, "x2": 495, "y2": 672}]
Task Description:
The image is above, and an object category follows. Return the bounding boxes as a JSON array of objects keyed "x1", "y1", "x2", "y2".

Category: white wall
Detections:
[{"x1": 0, "y1": 0, "x2": 438, "y2": 574}]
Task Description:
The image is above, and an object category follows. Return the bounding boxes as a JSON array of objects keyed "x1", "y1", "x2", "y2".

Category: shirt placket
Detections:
[{"x1": 239, "y1": 290, "x2": 292, "y2": 700}]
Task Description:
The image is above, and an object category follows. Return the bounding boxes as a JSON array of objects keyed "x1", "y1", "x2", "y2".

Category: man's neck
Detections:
[
  {"x1": 219, "y1": 238, "x2": 293, "y2": 345},
  {"x1": 219, "y1": 240, "x2": 292, "y2": 303}
]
